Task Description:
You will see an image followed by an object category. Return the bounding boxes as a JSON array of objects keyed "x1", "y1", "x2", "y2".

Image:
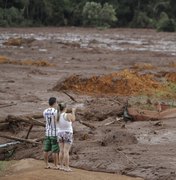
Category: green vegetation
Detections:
[
  {"x1": 157, "y1": 13, "x2": 176, "y2": 32},
  {"x1": 0, "y1": 0, "x2": 175, "y2": 31},
  {"x1": 0, "y1": 161, "x2": 7, "y2": 175},
  {"x1": 167, "y1": 82, "x2": 176, "y2": 94},
  {"x1": 82, "y1": 2, "x2": 117, "y2": 27},
  {"x1": 154, "y1": 81, "x2": 176, "y2": 99}
]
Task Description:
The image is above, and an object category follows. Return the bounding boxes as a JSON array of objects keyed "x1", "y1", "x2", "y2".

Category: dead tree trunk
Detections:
[
  {"x1": 0, "y1": 134, "x2": 40, "y2": 144},
  {"x1": 25, "y1": 124, "x2": 34, "y2": 139},
  {"x1": 78, "y1": 120, "x2": 96, "y2": 130},
  {"x1": 0, "y1": 112, "x2": 43, "y2": 124},
  {"x1": 6, "y1": 115, "x2": 45, "y2": 127},
  {"x1": 0, "y1": 123, "x2": 9, "y2": 130}
]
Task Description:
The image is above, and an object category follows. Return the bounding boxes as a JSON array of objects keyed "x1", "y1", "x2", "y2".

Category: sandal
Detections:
[
  {"x1": 59, "y1": 166, "x2": 65, "y2": 170},
  {"x1": 45, "y1": 165, "x2": 51, "y2": 169},
  {"x1": 63, "y1": 167, "x2": 73, "y2": 172},
  {"x1": 52, "y1": 166, "x2": 60, "y2": 170}
]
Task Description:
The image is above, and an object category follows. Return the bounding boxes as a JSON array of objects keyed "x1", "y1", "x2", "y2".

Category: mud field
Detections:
[{"x1": 0, "y1": 27, "x2": 176, "y2": 180}]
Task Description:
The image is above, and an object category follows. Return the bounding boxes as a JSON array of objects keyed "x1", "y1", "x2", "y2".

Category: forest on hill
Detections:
[{"x1": 0, "y1": 0, "x2": 176, "y2": 31}]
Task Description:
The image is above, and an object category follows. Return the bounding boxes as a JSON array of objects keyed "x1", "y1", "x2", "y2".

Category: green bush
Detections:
[
  {"x1": 100, "y1": 3, "x2": 117, "y2": 27},
  {"x1": 130, "y1": 11, "x2": 154, "y2": 28},
  {"x1": 82, "y1": 2, "x2": 101, "y2": 26},
  {"x1": 157, "y1": 12, "x2": 176, "y2": 32},
  {"x1": 0, "y1": 8, "x2": 8, "y2": 27},
  {"x1": 4, "y1": 7, "x2": 24, "y2": 26},
  {"x1": 82, "y1": 2, "x2": 117, "y2": 27},
  {"x1": 0, "y1": 19, "x2": 8, "y2": 27}
]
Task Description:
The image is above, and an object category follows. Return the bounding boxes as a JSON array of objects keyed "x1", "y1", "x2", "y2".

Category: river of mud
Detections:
[{"x1": 0, "y1": 29, "x2": 176, "y2": 55}]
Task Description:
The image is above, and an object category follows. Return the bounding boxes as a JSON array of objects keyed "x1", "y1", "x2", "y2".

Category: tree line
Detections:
[{"x1": 0, "y1": 0, "x2": 176, "y2": 31}]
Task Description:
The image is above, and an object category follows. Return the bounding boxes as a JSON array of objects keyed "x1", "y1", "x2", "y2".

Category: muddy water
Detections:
[{"x1": 0, "y1": 31, "x2": 176, "y2": 55}]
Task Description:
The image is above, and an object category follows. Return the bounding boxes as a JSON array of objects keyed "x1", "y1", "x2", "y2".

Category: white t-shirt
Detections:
[
  {"x1": 43, "y1": 107, "x2": 57, "y2": 137},
  {"x1": 57, "y1": 112, "x2": 73, "y2": 133}
]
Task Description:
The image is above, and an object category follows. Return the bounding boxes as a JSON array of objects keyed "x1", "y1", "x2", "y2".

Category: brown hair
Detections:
[{"x1": 59, "y1": 102, "x2": 66, "y2": 112}]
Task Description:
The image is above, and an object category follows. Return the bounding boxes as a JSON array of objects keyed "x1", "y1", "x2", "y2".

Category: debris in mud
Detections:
[
  {"x1": 132, "y1": 63, "x2": 155, "y2": 70},
  {"x1": 0, "y1": 58, "x2": 53, "y2": 67},
  {"x1": 3, "y1": 37, "x2": 35, "y2": 46},
  {"x1": 0, "y1": 56, "x2": 9, "y2": 63},
  {"x1": 168, "y1": 62, "x2": 176, "y2": 67},
  {"x1": 154, "y1": 121, "x2": 163, "y2": 126},
  {"x1": 128, "y1": 96, "x2": 176, "y2": 111},
  {"x1": 77, "y1": 97, "x2": 125, "y2": 122},
  {"x1": 12, "y1": 59, "x2": 53, "y2": 67},
  {"x1": 165, "y1": 72, "x2": 176, "y2": 83},
  {"x1": 57, "y1": 41, "x2": 81, "y2": 48},
  {"x1": 29, "y1": 69, "x2": 47, "y2": 75},
  {"x1": 127, "y1": 107, "x2": 176, "y2": 121},
  {"x1": 53, "y1": 69, "x2": 163, "y2": 96}
]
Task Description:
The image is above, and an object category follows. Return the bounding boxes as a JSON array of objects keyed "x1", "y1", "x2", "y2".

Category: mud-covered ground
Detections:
[
  {"x1": 0, "y1": 27, "x2": 176, "y2": 180},
  {"x1": 0, "y1": 159, "x2": 143, "y2": 180}
]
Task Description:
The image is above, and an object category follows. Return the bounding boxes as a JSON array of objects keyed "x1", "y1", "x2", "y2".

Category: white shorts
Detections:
[{"x1": 57, "y1": 131, "x2": 73, "y2": 144}]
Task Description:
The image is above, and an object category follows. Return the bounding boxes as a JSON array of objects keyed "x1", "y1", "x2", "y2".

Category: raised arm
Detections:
[{"x1": 67, "y1": 108, "x2": 76, "y2": 122}]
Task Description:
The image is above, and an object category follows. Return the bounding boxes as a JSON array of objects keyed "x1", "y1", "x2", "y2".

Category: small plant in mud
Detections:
[{"x1": 153, "y1": 81, "x2": 176, "y2": 99}]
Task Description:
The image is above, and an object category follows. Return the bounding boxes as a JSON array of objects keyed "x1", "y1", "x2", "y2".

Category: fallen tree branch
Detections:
[
  {"x1": 26, "y1": 113, "x2": 43, "y2": 119},
  {"x1": 25, "y1": 124, "x2": 34, "y2": 139},
  {"x1": 0, "y1": 80, "x2": 15, "y2": 83},
  {"x1": 34, "y1": 137, "x2": 45, "y2": 142},
  {"x1": 0, "y1": 112, "x2": 43, "y2": 124},
  {"x1": 0, "y1": 117, "x2": 6, "y2": 123},
  {"x1": 78, "y1": 120, "x2": 96, "y2": 130},
  {"x1": 62, "y1": 91, "x2": 78, "y2": 103},
  {"x1": 31, "y1": 118, "x2": 45, "y2": 127},
  {"x1": 6, "y1": 115, "x2": 45, "y2": 127},
  {"x1": 0, "y1": 134, "x2": 40, "y2": 144},
  {"x1": 104, "y1": 117, "x2": 122, "y2": 126},
  {"x1": 127, "y1": 107, "x2": 176, "y2": 121},
  {"x1": 0, "y1": 103, "x2": 17, "y2": 108},
  {"x1": 0, "y1": 123, "x2": 9, "y2": 130},
  {"x1": 159, "y1": 116, "x2": 176, "y2": 121}
]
